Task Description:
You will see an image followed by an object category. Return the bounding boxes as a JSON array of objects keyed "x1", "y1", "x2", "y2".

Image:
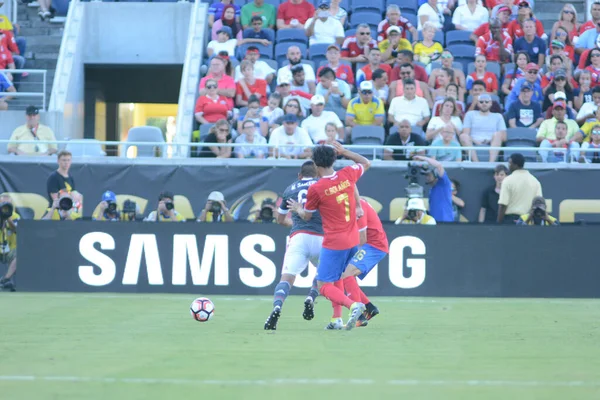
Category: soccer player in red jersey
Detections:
[{"x1": 288, "y1": 142, "x2": 370, "y2": 330}]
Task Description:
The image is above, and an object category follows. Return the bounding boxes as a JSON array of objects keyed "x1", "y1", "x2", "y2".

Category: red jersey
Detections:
[
  {"x1": 390, "y1": 63, "x2": 428, "y2": 82},
  {"x1": 469, "y1": 71, "x2": 498, "y2": 92},
  {"x1": 276, "y1": 0, "x2": 315, "y2": 25},
  {"x1": 475, "y1": 31, "x2": 513, "y2": 62},
  {"x1": 357, "y1": 63, "x2": 392, "y2": 82},
  {"x1": 377, "y1": 17, "x2": 414, "y2": 41},
  {"x1": 0, "y1": 30, "x2": 19, "y2": 55},
  {"x1": 305, "y1": 164, "x2": 364, "y2": 250},
  {"x1": 357, "y1": 199, "x2": 388, "y2": 253},
  {"x1": 580, "y1": 20, "x2": 597, "y2": 35},
  {"x1": 194, "y1": 95, "x2": 231, "y2": 123},
  {"x1": 506, "y1": 19, "x2": 544, "y2": 41},
  {"x1": 317, "y1": 64, "x2": 355, "y2": 85},
  {"x1": 236, "y1": 79, "x2": 268, "y2": 106},
  {"x1": 341, "y1": 36, "x2": 377, "y2": 59},
  {"x1": 473, "y1": 21, "x2": 509, "y2": 37},
  {"x1": 585, "y1": 65, "x2": 600, "y2": 87}
]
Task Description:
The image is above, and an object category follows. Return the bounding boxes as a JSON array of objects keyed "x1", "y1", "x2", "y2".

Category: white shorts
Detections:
[{"x1": 281, "y1": 233, "x2": 323, "y2": 276}]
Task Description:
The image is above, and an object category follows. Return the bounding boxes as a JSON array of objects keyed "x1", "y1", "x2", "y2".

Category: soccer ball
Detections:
[{"x1": 190, "y1": 297, "x2": 215, "y2": 322}]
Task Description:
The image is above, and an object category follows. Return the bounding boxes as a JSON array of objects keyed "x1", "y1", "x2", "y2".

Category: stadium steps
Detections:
[
  {"x1": 534, "y1": 0, "x2": 586, "y2": 34},
  {"x1": 16, "y1": 3, "x2": 64, "y2": 107}
]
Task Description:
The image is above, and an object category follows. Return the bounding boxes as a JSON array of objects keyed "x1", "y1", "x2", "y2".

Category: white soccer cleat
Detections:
[
  {"x1": 324, "y1": 318, "x2": 344, "y2": 330},
  {"x1": 345, "y1": 302, "x2": 366, "y2": 331}
]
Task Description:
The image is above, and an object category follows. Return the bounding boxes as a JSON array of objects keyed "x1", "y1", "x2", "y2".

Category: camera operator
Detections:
[
  {"x1": 516, "y1": 197, "x2": 558, "y2": 226},
  {"x1": 42, "y1": 190, "x2": 82, "y2": 220},
  {"x1": 411, "y1": 155, "x2": 454, "y2": 223},
  {"x1": 122, "y1": 199, "x2": 142, "y2": 221},
  {"x1": 197, "y1": 191, "x2": 233, "y2": 223},
  {"x1": 0, "y1": 195, "x2": 19, "y2": 291},
  {"x1": 144, "y1": 191, "x2": 185, "y2": 222},
  {"x1": 395, "y1": 198, "x2": 437, "y2": 225},
  {"x1": 254, "y1": 198, "x2": 276, "y2": 223},
  {"x1": 92, "y1": 191, "x2": 120, "y2": 221}
]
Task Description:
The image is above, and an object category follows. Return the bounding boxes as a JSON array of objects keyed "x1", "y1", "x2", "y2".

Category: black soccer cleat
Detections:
[
  {"x1": 365, "y1": 303, "x2": 379, "y2": 321},
  {"x1": 356, "y1": 313, "x2": 369, "y2": 327},
  {"x1": 302, "y1": 298, "x2": 314, "y2": 321},
  {"x1": 264, "y1": 306, "x2": 281, "y2": 330},
  {"x1": 0, "y1": 278, "x2": 15, "y2": 292}
]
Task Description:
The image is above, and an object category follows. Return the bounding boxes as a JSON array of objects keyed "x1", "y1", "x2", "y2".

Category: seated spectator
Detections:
[
  {"x1": 544, "y1": 91, "x2": 576, "y2": 120},
  {"x1": 459, "y1": 94, "x2": 507, "y2": 162},
  {"x1": 341, "y1": 24, "x2": 377, "y2": 63},
  {"x1": 0, "y1": 33, "x2": 15, "y2": 79},
  {"x1": 0, "y1": 24, "x2": 25, "y2": 80},
  {"x1": 506, "y1": 2, "x2": 546, "y2": 42},
  {"x1": 475, "y1": 18, "x2": 513, "y2": 63},
  {"x1": 268, "y1": 114, "x2": 313, "y2": 159},
  {"x1": 212, "y1": 6, "x2": 243, "y2": 43},
  {"x1": 452, "y1": 0, "x2": 488, "y2": 32},
  {"x1": 538, "y1": 120, "x2": 574, "y2": 163},
  {"x1": 505, "y1": 82, "x2": 543, "y2": 128},
  {"x1": 316, "y1": 44, "x2": 355, "y2": 88},
  {"x1": 372, "y1": 69, "x2": 390, "y2": 103},
  {"x1": 219, "y1": 52, "x2": 235, "y2": 77},
  {"x1": 236, "y1": 60, "x2": 268, "y2": 107},
  {"x1": 513, "y1": 19, "x2": 546, "y2": 68},
  {"x1": 426, "y1": 97, "x2": 463, "y2": 141},
  {"x1": 345, "y1": 81, "x2": 385, "y2": 139},
  {"x1": 413, "y1": 22, "x2": 443, "y2": 66},
  {"x1": 383, "y1": 119, "x2": 427, "y2": 160},
  {"x1": 428, "y1": 50, "x2": 466, "y2": 94},
  {"x1": 377, "y1": 5, "x2": 418, "y2": 43},
  {"x1": 327, "y1": 0, "x2": 348, "y2": 26},
  {"x1": 574, "y1": 107, "x2": 600, "y2": 146},
  {"x1": 576, "y1": 22, "x2": 600, "y2": 55},
  {"x1": 275, "y1": 72, "x2": 312, "y2": 114},
  {"x1": 241, "y1": 0, "x2": 276, "y2": 29},
  {"x1": 580, "y1": 123, "x2": 600, "y2": 163},
  {"x1": 272, "y1": 98, "x2": 305, "y2": 129},
  {"x1": 466, "y1": 80, "x2": 502, "y2": 113},
  {"x1": 234, "y1": 46, "x2": 275, "y2": 83},
  {"x1": 432, "y1": 83, "x2": 466, "y2": 116},
  {"x1": 389, "y1": 63, "x2": 433, "y2": 107},
  {"x1": 429, "y1": 126, "x2": 462, "y2": 161},
  {"x1": 302, "y1": 94, "x2": 344, "y2": 143},
  {"x1": 536, "y1": 101, "x2": 580, "y2": 146},
  {"x1": 356, "y1": 48, "x2": 391, "y2": 87},
  {"x1": 276, "y1": 0, "x2": 315, "y2": 30},
  {"x1": 390, "y1": 50, "x2": 429, "y2": 83},
  {"x1": 315, "y1": 67, "x2": 351, "y2": 121},
  {"x1": 199, "y1": 57, "x2": 236, "y2": 109},
  {"x1": 320, "y1": 122, "x2": 344, "y2": 145},
  {"x1": 262, "y1": 92, "x2": 284, "y2": 130},
  {"x1": 550, "y1": 4, "x2": 579, "y2": 43},
  {"x1": 505, "y1": 63, "x2": 542, "y2": 110},
  {"x1": 199, "y1": 119, "x2": 233, "y2": 158},
  {"x1": 389, "y1": 79, "x2": 431, "y2": 127},
  {"x1": 582, "y1": 49, "x2": 600, "y2": 88},
  {"x1": 7, "y1": 106, "x2": 57, "y2": 156},
  {"x1": 0, "y1": 71, "x2": 15, "y2": 110},
  {"x1": 379, "y1": 26, "x2": 413, "y2": 64},
  {"x1": 239, "y1": 95, "x2": 268, "y2": 136},
  {"x1": 235, "y1": 119, "x2": 268, "y2": 158},
  {"x1": 208, "y1": 0, "x2": 240, "y2": 28},
  {"x1": 575, "y1": 83, "x2": 600, "y2": 124},
  {"x1": 470, "y1": 5, "x2": 511, "y2": 43},
  {"x1": 467, "y1": 55, "x2": 498, "y2": 95},
  {"x1": 501, "y1": 50, "x2": 529, "y2": 95},
  {"x1": 304, "y1": 0, "x2": 345, "y2": 46},
  {"x1": 547, "y1": 38, "x2": 574, "y2": 68},
  {"x1": 290, "y1": 65, "x2": 314, "y2": 95},
  {"x1": 542, "y1": 69, "x2": 574, "y2": 111},
  {"x1": 207, "y1": 26, "x2": 238, "y2": 58},
  {"x1": 417, "y1": 0, "x2": 445, "y2": 31},
  {"x1": 277, "y1": 46, "x2": 316, "y2": 94},
  {"x1": 550, "y1": 27, "x2": 575, "y2": 64},
  {"x1": 240, "y1": 16, "x2": 273, "y2": 46},
  {"x1": 579, "y1": 1, "x2": 600, "y2": 37},
  {"x1": 541, "y1": 55, "x2": 569, "y2": 89},
  {"x1": 430, "y1": 67, "x2": 461, "y2": 100},
  {"x1": 195, "y1": 79, "x2": 233, "y2": 124}
]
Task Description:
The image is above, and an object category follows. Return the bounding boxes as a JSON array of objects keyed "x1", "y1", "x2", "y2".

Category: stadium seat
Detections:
[
  {"x1": 275, "y1": 43, "x2": 308, "y2": 64},
  {"x1": 349, "y1": 11, "x2": 381, "y2": 30},
  {"x1": 445, "y1": 44, "x2": 476, "y2": 72},
  {"x1": 353, "y1": 137, "x2": 384, "y2": 160},
  {"x1": 467, "y1": 61, "x2": 501, "y2": 80},
  {"x1": 352, "y1": 125, "x2": 385, "y2": 143},
  {"x1": 430, "y1": 61, "x2": 464, "y2": 72},
  {"x1": 65, "y1": 139, "x2": 106, "y2": 157},
  {"x1": 401, "y1": 12, "x2": 417, "y2": 29},
  {"x1": 386, "y1": 0, "x2": 418, "y2": 14},
  {"x1": 124, "y1": 126, "x2": 165, "y2": 158},
  {"x1": 276, "y1": 29, "x2": 308, "y2": 45},
  {"x1": 473, "y1": 144, "x2": 490, "y2": 162},
  {"x1": 52, "y1": 0, "x2": 70, "y2": 16},
  {"x1": 309, "y1": 43, "x2": 330, "y2": 65},
  {"x1": 504, "y1": 140, "x2": 537, "y2": 162},
  {"x1": 350, "y1": 0, "x2": 384, "y2": 13},
  {"x1": 506, "y1": 127, "x2": 537, "y2": 143},
  {"x1": 237, "y1": 43, "x2": 274, "y2": 60},
  {"x1": 417, "y1": 30, "x2": 444, "y2": 46},
  {"x1": 199, "y1": 124, "x2": 215, "y2": 142},
  {"x1": 445, "y1": 30, "x2": 474, "y2": 47},
  {"x1": 233, "y1": 0, "x2": 247, "y2": 7},
  {"x1": 243, "y1": 28, "x2": 275, "y2": 42}
]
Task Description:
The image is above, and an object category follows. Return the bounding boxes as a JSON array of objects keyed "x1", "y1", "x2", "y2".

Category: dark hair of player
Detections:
[
  {"x1": 300, "y1": 160, "x2": 317, "y2": 178},
  {"x1": 311, "y1": 145, "x2": 336, "y2": 168}
]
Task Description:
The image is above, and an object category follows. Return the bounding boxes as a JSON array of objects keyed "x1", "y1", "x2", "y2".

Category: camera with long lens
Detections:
[
  {"x1": 165, "y1": 202, "x2": 174, "y2": 211},
  {"x1": 0, "y1": 202, "x2": 13, "y2": 221},
  {"x1": 407, "y1": 209, "x2": 418, "y2": 220},
  {"x1": 210, "y1": 201, "x2": 221, "y2": 214},
  {"x1": 106, "y1": 201, "x2": 117, "y2": 213},
  {"x1": 259, "y1": 199, "x2": 275, "y2": 223},
  {"x1": 59, "y1": 196, "x2": 73, "y2": 211},
  {"x1": 533, "y1": 207, "x2": 546, "y2": 219},
  {"x1": 405, "y1": 163, "x2": 425, "y2": 199},
  {"x1": 123, "y1": 200, "x2": 137, "y2": 221}
]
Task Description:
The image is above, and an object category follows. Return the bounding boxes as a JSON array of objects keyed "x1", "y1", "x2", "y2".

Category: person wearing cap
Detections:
[
  {"x1": 377, "y1": 5, "x2": 417, "y2": 43},
  {"x1": 208, "y1": 0, "x2": 241, "y2": 28},
  {"x1": 199, "y1": 57, "x2": 236, "y2": 109},
  {"x1": 356, "y1": 48, "x2": 391, "y2": 87},
  {"x1": 506, "y1": 1, "x2": 546, "y2": 42},
  {"x1": 575, "y1": 85, "x2": 600, "y2": 125},
  {"x1": 475, "y1": 18, "x2": 513, "y2": 63},
  {"x1": 516, "y1": 196, "x2": 558, "y2": 226},
  {"x1": 234, "y1": 46, "x2": 275, "y2": 83},
  {"x1": 301, "y1": 94, "x2": 343, "y2": 143},
  {"x1": 276, "y1": 0, "x2": 315, "y2": 30},
  {"x1": 0, "y1": 69, "x2": 16, "y2": 110},
  {"x1": 542, "y1": 69, "x2": 574, "y2": 111},
  {"x1": 268, "y1": 113, "x2": 313, "y2": 159},
  {"x1": 497, "y1": 153, "x2": 542, "y2": 224},
  {"x1": 207, "y1": 26, "x2": 237, "y2": 58},
  {"x1": 460, "y1": 93, "x2": 507, "y2": 162},
  {"x1": 92, "y1": 191, "x2": 121, "y2": 222},
  {"x1": 7, "y1": 106, "x2": 57, "y2": 156},
  {"x1": 452, "y1": 0, "x2": 488, "y2": 32},
  {"x1": 513, "y1": 19, "x2": 546, "y2": 68},
  {"x1": 396, "y1": 198, "x2": 436, "y2": 225},
  {"x1": 241, "y1": 0, "x2": 276, "y2": 29},
  {"x1": 547, "y1": 38, "x2": 574, "y2": 66},
  {"x1": 505, "y1": 62, "x2": 542, "y2": 110},
  {"x1": 345, "y1": 81, "x2": 385, "y2": 137},
  {"x1": 505, "y1": 81, "x2": 543, "y2": 128},
  {"x1": 316, "y1": 44, "x2": 355, "y2": 88},
  {"x1": 315, "y1": 67, "x2": 351, "y2": 121},
  {"x1": 389, "y1": 78, "x2": 430, "y2": 127},
  {"x1": 536, "y1": 101, "x2": 580, "y2": 146},
  {"x1": 304, "y1": 0, "x2": 345, "y2": 47},
  {"x1": 471, "y1": 5, "x2": 511, "y2": 43},
  {"x1": 341, "y1": 23, "x2": 377, "y2": 63},
  {"x1": 378, "y1": 25, "x2": 413, "y2": 64},
  {"x1": 144, "y1": 191, "x2": 185, "y2": 222},
  {"x1": 197, "y1": 191, "x2": 233, "y2": 222},
  {"x1": 276, "y1": 46, "x2": 316, "y2": 95}
]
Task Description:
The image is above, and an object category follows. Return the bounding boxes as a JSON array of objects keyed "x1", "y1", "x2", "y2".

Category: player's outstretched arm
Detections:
[
  {"x1": 412, "y1": 155, "x2": 444, "y2": 177},
  {"x1": 331, "y1": 141, "x2": 371, "y2": 172}
]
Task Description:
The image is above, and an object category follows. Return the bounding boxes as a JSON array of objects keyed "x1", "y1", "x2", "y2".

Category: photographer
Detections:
[
  {"x1": 254, "y1": 198, "x2": 276, "y2": 223},
  {"x1": 517, "y1": 197, "x2": 558, "y2": 226},
  {"x1": 92, "y1": 191, "x2": 120, "y2": 221},
  {"x1": 144, "y1": 191, "x2": 185, "y2": 222},
  {"x1": 121, "y1": 199, "x2": 142, "y2": 222},
  {"x1": 42, "y1": 190, "x2": 82, "y2": 220},
  {"x1": 0, "y1": 195, "x2": 19, "y2": 292},
  {"x1": 197, "y1": 191, "x2": 233, "y2": 223},
  {"x1": 411, "y1": 155, "x2": 454, "y2": 223},
  {"x1": 395, "y1": 198, "x2": 437, "y2": 225}
]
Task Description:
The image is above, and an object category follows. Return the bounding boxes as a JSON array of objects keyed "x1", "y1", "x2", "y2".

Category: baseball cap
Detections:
[
  {"x1": 101, "y1": 191, "x2": 116, "y2": 203},
  {"x1": 554, "y1": 91, "x2": 566, "y2": 101},
  {"x1": 26, "y1": 105, "x2": 39, "y2": 115},
  {"x1": 553, "y1": 100, "x2": 566, "y2": 109},
  {"x1": 520, "y1": 82, "x2": 533, "y2": 91},
  {"x1": 311, "y1": 95, "x2": 325, "y2": 105},
  {"x1": 526, "y1": 63, "x2": 539, "y2": 71},
  {"x1": 327, "y1": 44, "x2": 340, "y2": 51},
  {"x1": 478, "y1": 93, "x2": 492, "y2": 101},
  {"x1": 551, "y1": 40, "x2": 565, "y2": 49},
  {"x1": 532, "y1": 196, "x2": 546, "y2": 210},
  {"x1": 359, "y1": 80, "x2": 373, "y2": 92},
  {"x1": 283, "y1": 113, "x2": 298, "y2": 123},
  {"x1": 217, "y1": 26, "x2": 232, "y2": 37},
  {"x1": 386, "y1": 26, "x2": 401, "y2": 35},
  {"x1": 497, "y1": 5, "x2": 511, "y2": 13},
  {"x1": 317, "y1": 0, "x2": 330, "y2": 7},
  {"x1": 277, "y1": 73, "x2": 292, "y2": 86},
  {"x1": 208, "y1": 191, "x2": 224, "y2": 202},
  {"x1": 406, "y1": 198, "x2": 426, "y2": 211},
  {"x1": 554, "y1": 69, "x2": 567, "y2": 79}
]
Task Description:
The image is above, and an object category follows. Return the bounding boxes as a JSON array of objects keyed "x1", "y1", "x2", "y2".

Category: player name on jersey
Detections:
[{"x1": 324, "y1": 180, "x2": 351, "y2": 196}]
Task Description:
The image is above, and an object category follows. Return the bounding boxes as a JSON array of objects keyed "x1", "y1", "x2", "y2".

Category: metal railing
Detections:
[{"x1": 2, "y1": 69, "x2": 47, "y2": 110}]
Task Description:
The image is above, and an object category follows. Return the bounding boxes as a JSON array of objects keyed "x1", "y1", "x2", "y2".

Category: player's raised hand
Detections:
[
  {"x1": 286, "y1": 199, "x2": 302, "y2": 213},
  {"x1": 329, "y1": 140, "x2": 345, "y2": 155}
]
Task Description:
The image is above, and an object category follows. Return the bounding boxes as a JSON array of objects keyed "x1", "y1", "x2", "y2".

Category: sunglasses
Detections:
[
  {"x1": 518, "y1": 3, "x2": 530, "y2": 8},
  {"x1": 287, "y1": 104, "x2": 299, "y2": 108},
  {"x1": 563, "y1": 10, "x2": 574, "y2": 14},
  {"x1": 554, "y1": 77, "x2": 566, "y2": 81},
  {"x1": 479, "y1": 100, "x2": 491, "y2": 104},
  {"x1": 358, "y1": 32, "x2": 370, "y2": 35},
  {"x1": 592, "y1": 53, "x2": 600, "y2": 57},
  {"x1": 441, "y1": 54, "x2": 453, "y2": 59},
  {"x1": 592, "y1": 131, "x2": 600, "y2": 135},
  {"x1": 400, "y1": 71, "x2": 411, "y2": 75},
  {"x1": 206, "y1": 84, "x2": 217, "y2": 89},
  {"x1": 527, "y1": 70, "x2": 538, "y2": 74},
  {"x1": 361, "y1": 90, "x2": 373, "y2": 95}
]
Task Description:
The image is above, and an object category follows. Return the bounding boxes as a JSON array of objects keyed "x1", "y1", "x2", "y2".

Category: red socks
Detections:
[
  {"x1": 332, "y1": 280, "x2": 344, "y2": 318},
  {"x1": 342, "y1": 276, "x2": 363, "y2": 303},
  {"x1": 320, "y1": 282, "x2": 353, "y2": 309}
]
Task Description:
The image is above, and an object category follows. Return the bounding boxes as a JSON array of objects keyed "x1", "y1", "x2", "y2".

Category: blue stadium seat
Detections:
[
  {"x1": 264, "y1": 58, "x2": 279, "y2": 71},
  {"x1": 200, "y1": 124, "x2": 215, "y2": 143},
  {"x1": 386, "y1": 0, "x2": 418, "y2": 14},
  {"x1": 503, "y1": 140, "x2": 537, "y2": 162},
  {"x1": 445, "y1": 44, "x2": 476, "y2": 72},
  {"x1": 309, "y1": 43, "x2": 330, "y2": 64},
  {"x1": 125, "y1": 126, "x2": 165, "y2": 158},
  {"x1": 445, "y1": 30, "x2": 474, "y2": 47},
  {"x1": 417, "y1": 29, "x2": 444, "y2": 46},
  {"x1": 233, "y1": 0, "x2": 247, "y2": 7},
  {"x1": 350, "y1": 0, "x2": 384, "y2": 13},
  {"x1": 275, "y1": 42, "x2": 307, "y2": 64},
  {"x1": 350, "y1": 11, "x2": 381, "y2": 30},
  {"x1": 401, "y1": 12, "x2": 417, "y2": 29},
  {"x1": 52, "y1": 0, "x2": 69, "y2": 15},
  {"x1": 352, "y1": 137, "x2": 384, "y2": 159},
  {"x1": 237, "y1": 43, "x2": 274, "y2": 60},
  {"x1": 506, "y1": 127, "x2": 537, "y2": 143},
  {"x1": 276, "y1": 29, "x2": 308, "y2": 44},
  {"x1": 352, "y1": 125, "x2": 385, "y2": 143},
  {"x1": 467, "y1": 61, "x2": 501, "y2": 80},
  {"x1": 242, "y1": 28, "x2": 275, "y2": 42}
]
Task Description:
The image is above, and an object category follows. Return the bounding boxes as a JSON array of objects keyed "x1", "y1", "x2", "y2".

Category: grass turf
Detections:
[{"x1": 0, "y1": 293, "x2": 599, "y2": 400}]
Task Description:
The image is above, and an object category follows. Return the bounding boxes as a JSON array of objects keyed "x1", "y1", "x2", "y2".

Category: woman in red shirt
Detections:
[
  {"x1": 469, "y1": 55, "x2": 498, "y2": 94},
  {"x1": 584, "y1": 49, "x2": 600, "y2": 88},
  {"x1": 194, "y1": 79, "x2": 233, "y2": 124},
  {"x1": 506, "y1": 2, "x2": 545, "y2": 41},
  {"x1": 550, "y1": 4, "x2": 579, "y2": 43},
  {"x1": 235, "y1": 60, "x2": 268, "y2": 107}
]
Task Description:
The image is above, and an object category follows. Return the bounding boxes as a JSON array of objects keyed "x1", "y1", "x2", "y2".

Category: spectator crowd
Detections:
[{"x1": 0, "y1": 1, "x2": 28, "y2": 109}]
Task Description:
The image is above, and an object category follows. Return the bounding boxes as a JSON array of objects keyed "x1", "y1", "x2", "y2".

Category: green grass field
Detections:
[{"x1": 1, "y1": 293, "x2": 599, "y2": 400}]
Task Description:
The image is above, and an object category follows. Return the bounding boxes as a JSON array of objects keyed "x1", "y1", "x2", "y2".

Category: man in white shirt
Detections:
[
  {"x1": 388, "y1": 78, "x2": 431, "y2": 127},
  {"x1": 277, "y1": 46, "x2": 316, "y2": 94},
  {"x1": 304, "y1": 0, "x2": 345, "y2": 46},
  {"x1": 576, "y1": 86, "x2": 600, "y2": 125},
  {"x1": 301, "y1": 95, "x2": 344, "y2": 143},
  {"x1": 206, "y1": 26, "x2": 238, "y2": 57},
  {"x1": 234, "y1": 46, "x2": 276, "y2": 83},
  {"x1": 268, "y1": 113, "x2": 314, "y2": 158}
]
